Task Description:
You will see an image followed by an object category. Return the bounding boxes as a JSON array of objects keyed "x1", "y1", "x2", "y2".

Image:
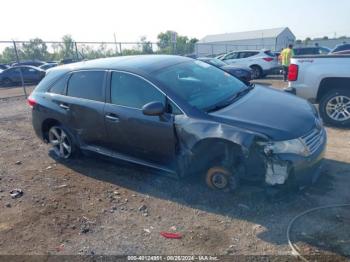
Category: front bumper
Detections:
[{"x1": 265, "y1": 127, "x2": 327, "y2": 187}]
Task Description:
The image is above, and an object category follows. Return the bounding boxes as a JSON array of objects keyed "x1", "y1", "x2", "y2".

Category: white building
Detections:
[{"x1": 195, "y1": 27, "x2": 295, "y2": 57}]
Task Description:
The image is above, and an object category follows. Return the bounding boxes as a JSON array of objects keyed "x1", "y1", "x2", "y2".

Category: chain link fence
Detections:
[{"x1": 0, "y1": 40, "x2": 189, "y2": 98}]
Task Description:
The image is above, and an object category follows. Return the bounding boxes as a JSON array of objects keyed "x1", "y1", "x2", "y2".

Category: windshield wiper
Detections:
[
  {"x1": 234, "y1": 84, "x2": 255, "y2": 98},
  {"x1": 206, "y1": 85, "x2": 254, "y2": 113}
]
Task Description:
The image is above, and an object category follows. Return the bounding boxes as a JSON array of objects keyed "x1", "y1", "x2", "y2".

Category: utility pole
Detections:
[
  {"x1": 74, "y1": 42, "x2": 79, "y2": 61},
  {"x1": 13, "y1": 40, "x2": 27, "y2": 98},
  {"x1": 113, "y1": 33, "x2": 118, "y2": 54}
]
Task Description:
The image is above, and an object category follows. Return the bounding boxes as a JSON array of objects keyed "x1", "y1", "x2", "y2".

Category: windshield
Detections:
[{"x1": 153, "y1": 60, "x2": 247, "y2": 111}]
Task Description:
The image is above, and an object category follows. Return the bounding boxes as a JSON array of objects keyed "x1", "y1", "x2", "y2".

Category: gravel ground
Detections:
[{"x1": 0, "y1": 77, "x2": 349, "y2": 259}]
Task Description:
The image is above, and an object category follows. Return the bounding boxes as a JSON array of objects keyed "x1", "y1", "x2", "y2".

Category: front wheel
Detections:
[
  {"x1": 48, "y1": 126, "x2": 77, "y2": 159},
  {"x1": 319, "y1": 89, "x2": 350, "y2": 127},
  {"x1": 205, "y1": 166, "x2": 239, "y2": 193}
]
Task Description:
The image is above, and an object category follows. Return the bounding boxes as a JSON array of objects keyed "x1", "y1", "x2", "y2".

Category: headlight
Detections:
[{"x1": 258, "y1": 138, "x2": 309, "y2": 156}]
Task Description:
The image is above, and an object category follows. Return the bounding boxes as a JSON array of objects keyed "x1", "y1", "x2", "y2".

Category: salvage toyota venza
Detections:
[{"x1": 29, "y1": 55, "x2": 326, "y2": 192}]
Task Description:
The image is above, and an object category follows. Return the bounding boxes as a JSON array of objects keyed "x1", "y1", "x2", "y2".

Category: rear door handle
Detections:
[
  {"x1": 59, "y1": 103, "x2": 70, "y2": 110},
  {"x1": 105, "y1": 113, "x2": 119, "y2": 122}
]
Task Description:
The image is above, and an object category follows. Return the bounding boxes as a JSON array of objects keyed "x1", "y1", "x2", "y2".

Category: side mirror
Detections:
[{"x1": 142, "y1": 101, "x2": 165, "y2": 116}]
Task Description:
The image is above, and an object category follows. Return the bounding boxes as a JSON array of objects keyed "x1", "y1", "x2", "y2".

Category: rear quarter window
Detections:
[
  {"x1": 33, "y1": 70, "x2": 67, "y2": 93},
  {"x1": 48, "y1": 76, "x2": 67, "y2": 95}
]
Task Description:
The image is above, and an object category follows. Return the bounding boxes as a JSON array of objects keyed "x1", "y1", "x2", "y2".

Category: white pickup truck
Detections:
[{"x1": 285, "y1": 55, "x2": 350, "y2": 127}]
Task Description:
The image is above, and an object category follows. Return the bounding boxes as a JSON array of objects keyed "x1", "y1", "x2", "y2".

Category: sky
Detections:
[{"x1": 2, "y1": 0, "x2": 350, "y2": 43}]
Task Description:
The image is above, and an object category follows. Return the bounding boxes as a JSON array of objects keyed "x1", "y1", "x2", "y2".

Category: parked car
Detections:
[
  {"x1": 286, "y1": 54, "x2": 350, "y2": 127},
  {"x1": 197, "y1": 57, "x2": 252, "y2": 83},
  {"x1": 0, "y1": 64, "x2": 10, "y2": 70},
  {"x1": 39, "y1": 63, "x2": 58, "y2": 71},
  {"x1": 60, "y1": 58, "x2": 77, "y2": 64},
  {"x1": 0, "y1": 66, "x2": 46, "y2": 86},
  {"x1": 219, "y1": 50, "x2": 279, "y2": 79},
  {"x1": 293, "y1": 47, "x2": 330, "y2": 56},
  {"x1": 332, "y1": 50, "x2": 350, "y2": 55},
  {"x1": 29, "y1": 55, "x2": 326, "y2": 192},
  {"x1": 215, "y1": 54, "x2": 226, "y2": 60},
  {"x1": 11, "y1": 60, "x2": 46, "y2": 67},
  {"x1": 330, "y1": 43, "x2": 350, "y2": 54}
]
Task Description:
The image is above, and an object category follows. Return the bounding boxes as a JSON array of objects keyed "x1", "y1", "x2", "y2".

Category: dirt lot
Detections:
[{"x1": 0, "y1": 77, "x2": 350, "y2": 259}]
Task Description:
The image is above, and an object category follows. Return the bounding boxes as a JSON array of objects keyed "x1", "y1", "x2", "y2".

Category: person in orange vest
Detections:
[{"x1": 279, "y1": 44, "x2": 294, "y2": 82}]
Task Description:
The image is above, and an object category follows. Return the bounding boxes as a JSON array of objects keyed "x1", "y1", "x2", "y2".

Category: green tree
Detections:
[
  {"x1": 21, "y1": 38, "x2": 49, "y2": 60},
  {"x1": 0, "y1": 46, "x2": 24, "y2": 64},
  {"x1": 157, "y1": 31, "x2": 198, "y2": 55},
  {"x1": 139, "y1": 36, "x2": 153, "y2": 54},
  {"x1": 157, "y1": 31, "x2": 172, "y2": 50},
  {"x1": 59, "y1": 35, "x2": 76, "y2": 59},
  {"x1": 323, "y1": 36, "x2": 329, "y2": 40}
]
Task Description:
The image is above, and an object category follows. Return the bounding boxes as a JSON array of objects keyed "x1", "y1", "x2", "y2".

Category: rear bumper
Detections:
[{"x1": 32, "y1": 109, "x2": 45, "y2": 141}]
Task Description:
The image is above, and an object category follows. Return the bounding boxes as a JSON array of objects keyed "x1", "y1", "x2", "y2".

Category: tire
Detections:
[
  {"x1": 250, "y1": 65, "x2": 262, "y2": 79},
  {"x1": 48, "y1": 125, "x2": 77, "y2": 159},
  {"x1": 319, "y1": 88, "x2": 350, "y2": 127}
]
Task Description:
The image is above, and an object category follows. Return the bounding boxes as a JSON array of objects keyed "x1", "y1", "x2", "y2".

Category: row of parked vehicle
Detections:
[
  {"x1": 208, "y1": 43, "x2": 350, "y2": 79},
  {"x1": 0, "y1": 60, "x2": 60, "y2": 87}
]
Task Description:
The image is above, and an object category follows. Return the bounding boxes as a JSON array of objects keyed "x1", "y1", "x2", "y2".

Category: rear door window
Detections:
[{"x1": 67, "y1": 71, "x2": 105, "y2": 102}]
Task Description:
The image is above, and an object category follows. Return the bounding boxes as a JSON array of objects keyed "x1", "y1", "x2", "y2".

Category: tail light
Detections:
[
  {"x1": 288, "y1": 64, "x2": 299, "y2": 81},
  {"x1": 263, "y1": 57, "x2": 274, "y2": 62},
  {"x1": 27, "y1": 97, "x2": 37, "y2": 108}
]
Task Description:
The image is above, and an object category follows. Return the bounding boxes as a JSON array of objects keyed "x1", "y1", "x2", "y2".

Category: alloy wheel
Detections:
[
  {"x1": 326, "y1": 95, "x2": 350, "y2": 121},
  {"x1": 251, "y1": 67, "x2": 261, "y2": 79},
  {"x1": 48, "y1": 127, "x2": 72, "y2": 159}
]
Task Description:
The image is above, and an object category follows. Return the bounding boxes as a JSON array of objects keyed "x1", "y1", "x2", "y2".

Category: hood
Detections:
[{"x1": 210, "y1": 85, "x2": 317, "y2": 140}]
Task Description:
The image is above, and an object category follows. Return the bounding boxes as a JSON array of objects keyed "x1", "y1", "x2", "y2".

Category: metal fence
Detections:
[
  {"x1": 0, "y1": 40, "x2": 177, "y2": 64},
  {"x1": 0, "y1": 40, "x2": 187, "y2": 98}
]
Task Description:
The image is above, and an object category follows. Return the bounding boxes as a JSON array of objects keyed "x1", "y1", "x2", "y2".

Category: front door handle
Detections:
[
  {"x1": 105, "y1": 113, "x2": 119, "y2": 122},
  {"x1": 59, "y1": 103, "x2": 70, "y2": 110}
]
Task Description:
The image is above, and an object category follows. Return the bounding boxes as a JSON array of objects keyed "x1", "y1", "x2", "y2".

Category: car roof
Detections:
[{"x1": 49, "y1": 55, "x2": 192, "y2": 75}]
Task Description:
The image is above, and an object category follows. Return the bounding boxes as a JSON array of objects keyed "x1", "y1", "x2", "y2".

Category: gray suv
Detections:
[{"x1": 29, "y1": 55, "x2": 326, "y2": 192}]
